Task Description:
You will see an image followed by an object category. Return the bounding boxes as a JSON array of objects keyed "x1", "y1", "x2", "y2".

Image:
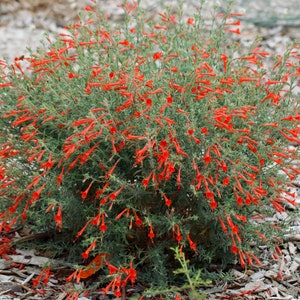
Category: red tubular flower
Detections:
[
  {"x1": 27, "y1": 149, "x2": 43, "y2": 163},
  {"x1": 80, "y1": 142, "x2": 100, "y2": 164},
  {"x1": 153, "y1": 52, "x2": 163, "y2": 60},
  {"x1": 238, "y1": 249, "x2": 245, "y2": 268},
  {"x1": 13, "y1": 115, "x2": 35, "y2": 127},
  {"x1": 170, "y1": 66, "x2": 178, "y2": 72},
  {"x1": 201, "y1": 127, "x2": 208, "y2": 134},
  {"x1": 32, "y1": 267, "x2": 51, "y2": 287},
  {"x1": 173, "y1": 138, "x2": 188, "y2": 157},
  {"x1": 218, "y1": 216, "x2": 228, "y2": 235},
  {"x1": 21, "y1": 130, "x2": 37, "y2": 142},
  {"x1": 68, "y1": 156, "x2": 81, "y2": 170},
  {"x1": 166, "y1": 93, "x2": 173, "y2": 104},
  {"x1": 31, "y1": 183, "x2": 46, "y2": 201},
  {"x1": 99, "y1": 214, "x2": 107, "y2": 232},
  {"x1": 145, "y1": 98, "x2": 152, "y2": 106},
  {"x1": 95, "y1": 182, "x2": 110, "y2": 199},
  {"x1": 254, "y1": 230, "x2": 267, "y2": 241},
  {"x1": 226, "y1": 28, "x2": 241, "y2": 34},
  {"x1": 115, "y1": 208, "x2": 130, "y2": 220},
  {"x1": 203, "y1": 147, "x2": 212, "y2": 163},
  {"x1": 162, "y1": 192, "x2": 172, "y2": 208},
  {"x1": 148, "y1": 224, "x2": 155, "y2": 241},
  {"x1": 279, "y1": 130, "x2": 300, "y2": 144},
  {"x1": 271, "y1": 199, "x2": 285, "y2": 212},
  {"x1": 230, "y1": 238, "x2": 238, "y2": 254},
  {"x1": 113, "y1": 276, "x2": 122, "y2": 298},
  {"x1": 81, "y1": 240, "x2": 96, "y2": 260},
  {"x1": 76, "y1": 222, "x2": 90, "y2": 238},
  {"x1": 153, "y1": 24, "x2": 167, "y2": 30},
  {"x1": 26, "y1": 174, "x2": 42, "y2": 190},
  {"x1": 41, "y1": 153, "x2": 54, "y2": 169},
  {"x1": 66, "y1": 270, "x2": 79, "y2": 282},
  {"x1": 124, "y1": 262, "x2": 137, "y2": 285},
  {"x1": 186, "y1": 234, "x2": 198, "y2": 254},
  {"x1": 234, "y1": 176, "x2": 244, "y2": 194},
  {"x1": 134, "y1": 214, "x2": 143, "y2": 227},
  {"x1": 205, "y1": 184, "x2": 214, "y2": 200},
  {"x1": 109, "y1": 185, "x2": 125, "y2": 201},
  {"x1": 251, "y1": 253, "x2": 262, "y2": 266},
  {"x1": 81, "y1": 182, "x2": 93, "y2": 200},
  {"x1": 187, "y1": 17, "x2": 194, "y2": 26},
  {"x1": 68, "y1": 72, "x2": 83, "y2": 78},
  {"x1": 91, "y1": 213, "x2": 101, "y2": 226},
  {"x1": 176, "y1": 167, "x2": 182, "y2": 188},
  {"x1": 32, "y1": 273, "x2": 42, "y2": 287},
  {"x1": 63, "y1": 143, "x2": 76, "y2": 159},
  {"x1": 210, "y1": 200, "x2": 217, "y2": 210},
  {"x1": 56, "y1": 167, "x2": 64, "y2": 185},
  {"x1": 85, "y1": 5, "x2": 96, "y2": 12},
  {"x1": 106, "y1": 262, "x2": 119, "y2": 275},
  {"x1": 245, "y1": 252, "x2": 253, "y2": 266},
  {"x1": 173, "y1": 225, "x2": 183, "y2": 243},
  {"x1": 0, "y1": 82, "x2": 12, "y2": 88},
  {"x1": 190, "y1": 135, "x2": 201, "y2": 144},
  {"x1": 42, "y1": 266, "x2": 51, "y2": 285},
  {"x1": 54, "y1": 206, "x2": 62, "y2": 231},
  {"x1": 226, "y1": 19, "x2": 241, "y2": 26},
  {"x1": 142, "y1": 172, "x2": 152, "y2": 188},
  {"x1": 109, "y1": 126, "x2": 117, "y2": 134},
  {"x1": 222, "y1": 177, "x2": 230, "y2": 186},
  {"x1": 220, "y1": 53, "x2": 227, "y2": 73},
  {"x1": 123, "y1": 1, "x2": 138, "y2": 13},
  {"x1": 105, "y1": 160, "x2": 119, "y2": 179}
]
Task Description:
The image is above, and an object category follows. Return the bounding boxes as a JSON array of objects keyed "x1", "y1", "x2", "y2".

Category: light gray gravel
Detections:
[{"x1": 1, "y1": 0, "x2": 300, "y2": 62}]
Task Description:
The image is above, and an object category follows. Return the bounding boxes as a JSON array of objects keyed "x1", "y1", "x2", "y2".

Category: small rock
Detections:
[
  {"x1": 276, "y1": 211, "x2": 288, "y2": 220},
  {"x1": 288, "y1": 242, "x2": 297, "y2": 255},
  {"x1": 0, "y1": 259, "x2": 12, "y2": 270},
  {"x1": 294, "y1": 255, "x2": 300, "y2": 264},
  {"x1": 250, "y1": 270, "x2": 266, "y2": 281},
  {"x1": 265, "y1": 269, "x2": 278, "y2": 279},
  {"x1": 289, "y1": 260, "x2": 299, "y2": 273}
]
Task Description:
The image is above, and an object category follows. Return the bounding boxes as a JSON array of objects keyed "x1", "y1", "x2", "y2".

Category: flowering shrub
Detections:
[{"x1": 0, "y1": 0, "x2": 299, "y2": 296}]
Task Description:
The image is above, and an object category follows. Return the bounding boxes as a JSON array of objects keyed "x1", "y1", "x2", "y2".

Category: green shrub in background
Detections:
[{"x1": 0, "y1": 0, "x2": 299, "y2": 297}]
